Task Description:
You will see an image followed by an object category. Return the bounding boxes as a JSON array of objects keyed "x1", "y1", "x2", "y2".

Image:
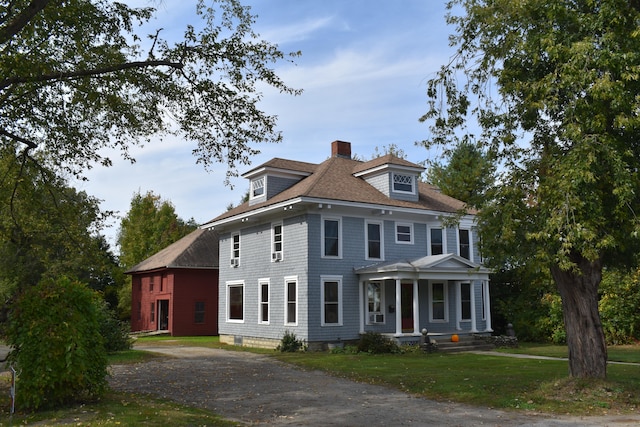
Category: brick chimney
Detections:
[{"x1": 331, "y1": 140, "x2": 351, "y2": 159}]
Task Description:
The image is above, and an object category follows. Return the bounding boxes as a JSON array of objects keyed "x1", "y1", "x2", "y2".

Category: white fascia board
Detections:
[
  {"x1": 353, "y1": 163, "x2": 424, "y2": 178},
  {"x1": 201, "y1": 198, "x2": 305, "y2": 230}
]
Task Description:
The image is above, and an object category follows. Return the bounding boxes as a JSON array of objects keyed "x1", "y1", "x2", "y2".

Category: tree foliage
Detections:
[
  {"x1": 0, "y1": 0, "x2": 300, "y2": 183},
  {"x1": 426, "y1": 141, "x2": 495, "y2": 209},
  {"x1": 422, "y1": 1, "x2": 640, "y2": 378},
  {"x1": 116, "y1": 190, "x2": 197, "y2": 317},
  {"x1": 6, "y1": 276, "x2": 108, "y2": 410},
  {"x1": 0, "y1": 143, "x2": 120, "y2": 324}
]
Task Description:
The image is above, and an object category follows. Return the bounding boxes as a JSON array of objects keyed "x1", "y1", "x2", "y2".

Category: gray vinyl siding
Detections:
[
  {"x1": 218, "y1": 214, "x2": 310, "y2": 341},
  {"x1": 363, "y1": 173, "x2": 390, "y2": 196},
  {"x1": 267, "y1": 175, "x2": 301, "y2": 199}
]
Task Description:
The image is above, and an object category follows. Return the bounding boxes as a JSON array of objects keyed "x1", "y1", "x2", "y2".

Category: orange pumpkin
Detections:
[{"x1": 451, "y1": 334, "x2": 459, "y2": 342}]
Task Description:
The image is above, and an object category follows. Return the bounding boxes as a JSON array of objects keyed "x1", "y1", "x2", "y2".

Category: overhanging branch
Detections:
[
  {"x1": 0, "y1": 0, "x2": 52, "y2": 45},
  {"x1": 0, "y1": 60, "x2": 184, "y2": 90}
]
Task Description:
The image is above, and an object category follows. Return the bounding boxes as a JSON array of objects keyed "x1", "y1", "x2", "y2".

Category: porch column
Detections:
[
  {"x1": 484, "y1": 280, "x2": 493, "y2": 332},
  {"x1": 395, "y1": 279, "x2": 402, "y2": 336},
  {"x1": 412, "y1": 279, "x2": 419, "y2": 334},
  {"x1": 470, "y1": 281, "x2": 478, "y2": 332},
  {"x1": 359, "y1": 281, "x2": 365, "y2": 334}
]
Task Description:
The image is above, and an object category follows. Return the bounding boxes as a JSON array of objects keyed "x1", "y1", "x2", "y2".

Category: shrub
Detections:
[
  {"x1": 276, "y1": 330, "x2": 306, "y2": 352},
  {"x1": 6, "y1": 277, "x2": 108, "y2": 410},
  {"x1": 98, "y1": 302, "x2": 132, "y2": 353},
  {"x1": 357, "y1": 331, "x2": 400, "y2": 354}
]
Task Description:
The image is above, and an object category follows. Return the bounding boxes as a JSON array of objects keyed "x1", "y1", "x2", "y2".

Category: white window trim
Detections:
[
  {"x1": 321, "y1": 275, "x2": 343, "y2": 327},
  {"x1": 226, "y1": 280, "x2": 245, "y2": 323},
  {"x1": 459, "y1": 282, "x2": 472, "y2": 322},
  {"x1": 250, "y1": 176, "x2": 265, "y2": 199},
  {"x1": 366, "y1": 281, "x2": 386, "y2": 325},
  {"x1": 284, "y1": 275, "x2": 298, "y2": 326},
  {"x1": 429, "y1": 281, "x2": 448, "y2": 323},
  {"x1": 457, "y1": 228, "x2": 473, "y2": 261},
  {"x1": 271, "y1": 222, "x2": 283, "y2": 262},
  {"x1": 392, "y1": 172, "x2": 416, "y2": 194},
  {"x1": 395, "y1": 222, "x2": 414, "y2": 244},
  {"x1": 258, "y1": 278, "x2": 270, "y2": 325},
  {"x1": 427, "y1": 225, "x2": 447, "y2": 256},
  {"x1": 365, "y1": 219, "x2": 384, "y2": 260},
  {"x1": 321, "y1": 216, "x2": 342, "y2": 259}
]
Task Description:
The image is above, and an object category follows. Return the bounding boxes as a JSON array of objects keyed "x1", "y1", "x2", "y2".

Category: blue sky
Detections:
[{"x1": 80, "y1": 0, "x2": 458, "y2": 247}]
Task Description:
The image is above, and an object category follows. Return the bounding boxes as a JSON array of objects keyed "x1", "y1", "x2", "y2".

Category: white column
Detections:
[
  {"x1": 413, "y1": 279, "x2": 419, "y2": 334},
  {"x1": 470, "y1": 282, "x2": 478, "y2": 332},
  {"x1": 359, "y1": 281, "x2": 365, "y2": 334},
  {"x1": 484, "y1": 280, "x2": 493, "y2": 332},
  {"x1": 395, "y1": 279, "x2": 402, "y2": 336}
]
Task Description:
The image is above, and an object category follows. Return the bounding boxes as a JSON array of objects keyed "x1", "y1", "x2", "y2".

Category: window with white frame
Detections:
[
  {"x1": 322, "y1": 217, "x2": 341, "y2": 258},
  {"x1": 482, "y1": 282, "x2": 488, "y2": 321},
  {"x1": 365, "y1": 220, "x2": 383, "y2": 260},
  {"x1": 321, "y1": 276, "x2": 342, "y2": 326},
  {"x1": 393, "y1": 173, "x2": 414, "y2": 193},
  {"x1": 395, "y1": 222, "x2": 413, "y2": 244},
  {"x1": 251, "y1": 176, "x2": 265, "y2": 198},
  {"x1": 272, "y1": 223, "x2": 283, "y2": 261},
  {"x1": 367, "y1": 282, "x2": 385, "y2": 324},
  {"x1": 429, "y1": 227, "x2": 444, "y2": 255},
  {"x1": 227, "y1": 281, "x2": 244, "y2": 322},
  {"x1": 430, "y1": 282, "x2": 447, "y2": 322},
  {"x1": 231, "y1": 233, "x2": 240, "y2": 266},
  {"x1": 460, "y1": 283, "x2": 471, "y2": 321},
  {"x1": 259, "y1": 279, "x2": 269, "y2": 324},
  {"x1": 458, "y1": 229, "x2": 471, "y2": 260},
  {"x1": 285, "y1": 276, "x2": 297, "y2": 325}
]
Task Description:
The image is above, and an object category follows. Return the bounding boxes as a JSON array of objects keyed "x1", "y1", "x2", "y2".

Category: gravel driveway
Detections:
[{"x1": 108, "y1": 346, "x2": 640, "y2": 426}]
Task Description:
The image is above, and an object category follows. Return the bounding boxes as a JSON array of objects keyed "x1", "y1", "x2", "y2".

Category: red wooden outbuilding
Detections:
[{"x1": 126, "y1": 228, "x2": 219, "y2": 336}]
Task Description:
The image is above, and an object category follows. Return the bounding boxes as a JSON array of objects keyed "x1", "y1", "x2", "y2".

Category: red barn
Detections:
[{"x1": 126, "y1": 228, "x2": 219, "y2": 336}]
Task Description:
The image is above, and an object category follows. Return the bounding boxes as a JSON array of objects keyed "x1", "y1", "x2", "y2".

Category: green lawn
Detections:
[{"x1": 497, "y1": 342, "x2": 640, "y2": 363}]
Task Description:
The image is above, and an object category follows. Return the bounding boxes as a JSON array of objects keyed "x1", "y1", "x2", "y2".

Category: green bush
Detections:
[
  {"x1": 600, "y1": 268, "x2": 640, "y2": 345},
  {"x1": 98, "y1": 302, "x2": 132, "y2": 353},
  {"x1": 357, "y1": 331, "x2": 400, "y2": 354},
  {"x1": 276, "y1": 330, "x2": 306, "y2": 352},
  {"x1": 6, "y1": 277, "x2": 108, "y2": 410}
]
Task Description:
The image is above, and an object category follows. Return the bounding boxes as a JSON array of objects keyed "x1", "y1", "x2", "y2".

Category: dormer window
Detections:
[
  {"x1": 251, "y1": 177, "x2": 265, "y2": 198},
  {"x1": 393, "y1": 173, "x2": 414, "y2": 193}
]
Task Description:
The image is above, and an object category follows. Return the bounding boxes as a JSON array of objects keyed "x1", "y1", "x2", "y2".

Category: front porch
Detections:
[{"x1": 355, "y1": 253, "x2": 493, "y2": 339}]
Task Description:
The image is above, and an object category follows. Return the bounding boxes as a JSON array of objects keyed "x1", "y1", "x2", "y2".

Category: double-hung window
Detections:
[
  {"x1": 365, "y1": 220, "x2": 383, "y2": 260},
  {"x1": 395, "y1": 222, "x2": 413, "y2": 244},
  {"x1": 460, "y1": 283, "x2": 471, "y2": 321},
  {"x1": 322, "y1": 217, "x2": 341, "y2": 258},
  {"x1": 285, "y1": 276, "x2": 297, "y2": 325},
  {"x1": 231, "y1": 233, "x2": 240, "y2": 266},
  {"x1": 367, "y1": 282, "x2": 385, "y2": 324},
  {"x1": 458, "y1": 229, "x2": 471, "y2": 260},
  {"x1": 227, "y1": 281, "x2": 244, "y2": 322},
  {"x1": 321, "y1": 276, "x2": 342, "y2": 326},
  {"x1": 194, "y1": 302, "x2": 205, "y2": 324},
  {"x1": 259, "y1": 279, "x2": 269, "y2": 324},
  {"x1": 251, "y1": 177, "x2": 265, "y2": 198},
  {"x1": 429, "y1": 227, "x2": 444, "y2": 255},
  {"x1": 393, "y1": 173, "x2": 414, "y2": 193},
  {"x1": 272, "y1": 223, "x2": 283, "y2": 261},
  {"x1": 430, "y1": 282, "x2": 447, "y2": 322}
]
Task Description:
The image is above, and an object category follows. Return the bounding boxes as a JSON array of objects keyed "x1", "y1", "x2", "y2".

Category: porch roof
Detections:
[{"x1": 354, "y1": 253, "x2": 490, "y2": 281}]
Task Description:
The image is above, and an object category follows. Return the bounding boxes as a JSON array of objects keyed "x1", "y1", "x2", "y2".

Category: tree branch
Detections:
[
  {"x1": 0, "y1": 128, "x2": 37, "y2": 150},
  {"x1": 0, "y1": 0, "x2": 52, "y2": 45},
  {"x1": 0, "y1": 60, "x2": 184, "y2": 90}
]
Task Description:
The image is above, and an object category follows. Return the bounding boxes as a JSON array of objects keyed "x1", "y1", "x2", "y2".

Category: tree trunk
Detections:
[{"x1": 550, "y1": 253, "x2": 607, "y2": 379}]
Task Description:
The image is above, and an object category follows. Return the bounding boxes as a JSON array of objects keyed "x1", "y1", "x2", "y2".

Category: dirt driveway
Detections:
[{"x1": 108, "y1": 345, "x2": 640, "y2": 426}]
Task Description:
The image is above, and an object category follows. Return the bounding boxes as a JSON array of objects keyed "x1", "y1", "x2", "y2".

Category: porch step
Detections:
[{"x1": 430, "y1": 335, "x2": 495, "y2": 353}]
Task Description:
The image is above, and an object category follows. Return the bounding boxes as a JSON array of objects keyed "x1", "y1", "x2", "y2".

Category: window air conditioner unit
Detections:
[
  {"x1": 230, "y1": 258, "x2": 239, "y2": 267},
  {"x1": 369, "y1": 314, "x2": 384, "y2": 324},
  {"x1": 272, "y1": 252, "x2": 282, "y2": 261}
]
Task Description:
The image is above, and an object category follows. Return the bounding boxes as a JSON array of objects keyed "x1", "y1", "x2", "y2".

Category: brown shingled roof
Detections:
[
  {"x1": 242, "y1": 158, "x2": 318, "y2": 177},
  {"x1": 125, "y1": 228, "x2": 219, "y2": 274},
  {"x1": 207, "y1": 155, "x2": 471, "y2": 224}
]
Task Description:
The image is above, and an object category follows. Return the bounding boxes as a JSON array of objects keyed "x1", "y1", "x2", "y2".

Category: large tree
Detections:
[
  {"x1": 0, "y1": 0, "x2": 300, "y2": 183},
  {"x1": 421, "y1": 1, "x2": 640, "y2": 378},
  {"x1": 116, "y1": 190, "x2": 197, "y2": 317}
]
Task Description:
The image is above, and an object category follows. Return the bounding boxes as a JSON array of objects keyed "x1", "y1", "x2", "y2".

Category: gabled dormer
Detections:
[
  {"x1": 242, "y1": 158, "x2": 317, "y2": 206},
  {"x1": 353, "y1": 153, "x2": 425, "y2": 202}
]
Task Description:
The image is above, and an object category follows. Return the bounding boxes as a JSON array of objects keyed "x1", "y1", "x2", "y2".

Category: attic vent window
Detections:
[
  {"x1": 251, "y1": 177, "x2": 265, "y2": 198},
  {"x1": 393, "y1": 173, "x2": 414, "y2": 193}
]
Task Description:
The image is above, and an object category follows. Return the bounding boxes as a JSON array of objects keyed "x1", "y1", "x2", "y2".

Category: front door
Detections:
[
  {"x1": 158, "y1": 300, "x2": 169, "y2": 331},
  {"x1": 401, "y1": 282, "x2": 413, "y2": 332}
]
